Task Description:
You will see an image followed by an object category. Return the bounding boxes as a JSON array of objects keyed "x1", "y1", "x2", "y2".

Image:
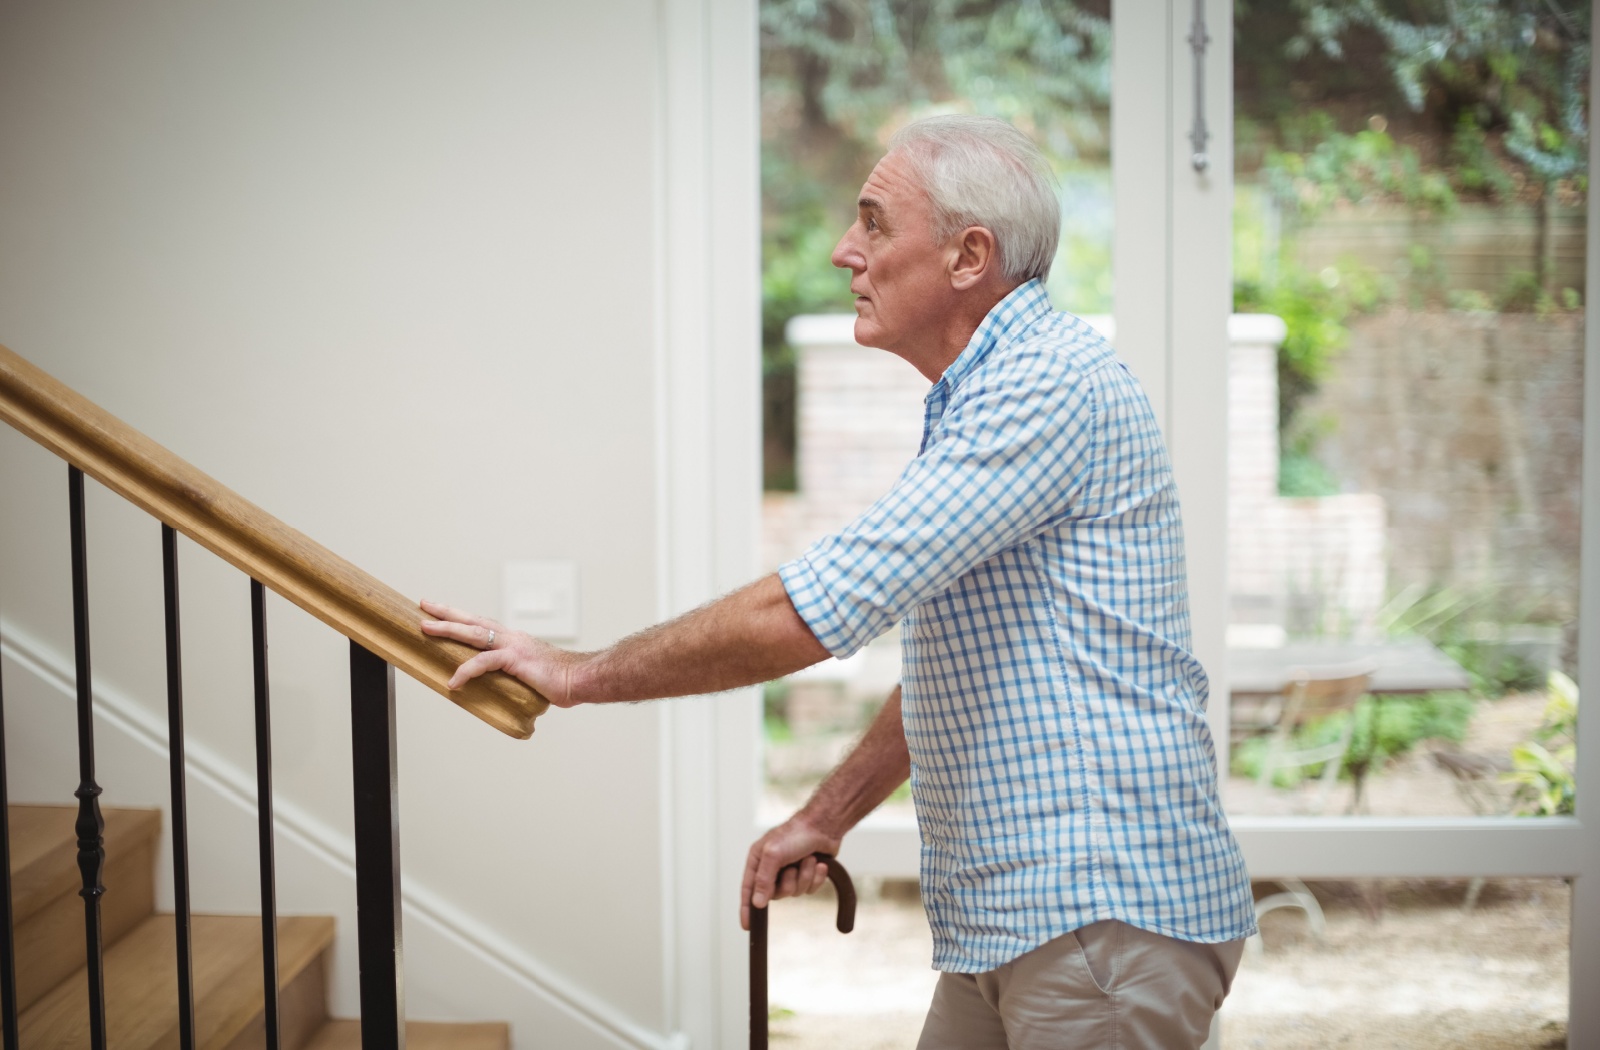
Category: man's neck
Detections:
[{"x1": 900, "y1": 282, "x2": 1020, "y2": 383}]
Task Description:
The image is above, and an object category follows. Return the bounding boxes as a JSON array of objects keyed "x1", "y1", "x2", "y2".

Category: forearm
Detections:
[
  {"x1": 740, "y1": 685, "x2": 908, "y2": 920},
  {"x1": 798, "y1": 685, "x2": 911, "y2": 840},
  {"x1": 568, "y1": 573, "x2": 830, "y2": 704}
]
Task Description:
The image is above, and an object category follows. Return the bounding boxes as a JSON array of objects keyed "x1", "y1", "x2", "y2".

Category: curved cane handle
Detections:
[{"x1": 812, "y1": 852, "x2": 856, "y2": 933}]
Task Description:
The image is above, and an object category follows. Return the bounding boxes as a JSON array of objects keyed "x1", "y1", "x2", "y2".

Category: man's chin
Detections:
[{"x1": 852, "y1": 316, "x2": 883, "y2": 349}]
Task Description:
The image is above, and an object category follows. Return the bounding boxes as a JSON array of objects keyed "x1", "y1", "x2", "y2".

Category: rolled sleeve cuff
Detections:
[{"x1": 778, "y1": 550, "x2": 880, "y2": 661}]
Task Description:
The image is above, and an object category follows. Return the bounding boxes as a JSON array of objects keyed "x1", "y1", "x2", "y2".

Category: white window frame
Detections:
[{"x1": 1114, "y1": 1, "x2": 1599, "y2": 1044}]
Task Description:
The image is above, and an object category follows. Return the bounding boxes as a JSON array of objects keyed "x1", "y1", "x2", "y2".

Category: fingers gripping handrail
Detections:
[{"x1": 0, "y1": 344, "x2": 548, "y2": 738}]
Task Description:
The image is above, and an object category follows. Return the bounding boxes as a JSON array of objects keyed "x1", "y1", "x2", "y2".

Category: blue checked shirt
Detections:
[{"x1": 780, "y1": 280, "x2": 1256, "y2": 972}]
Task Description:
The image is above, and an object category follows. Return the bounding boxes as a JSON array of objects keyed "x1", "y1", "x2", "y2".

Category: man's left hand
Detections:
[{"x1": 420, "y1": 598, "x2": 584, "y2": 707}]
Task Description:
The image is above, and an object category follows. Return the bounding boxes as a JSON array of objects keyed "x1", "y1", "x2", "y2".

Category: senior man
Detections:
[{"x1": 422, "y1": 114, "x2": 1255, "y2": 1049}]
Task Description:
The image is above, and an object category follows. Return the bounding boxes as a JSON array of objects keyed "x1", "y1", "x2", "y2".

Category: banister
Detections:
[{"x1": 0, "y1": 344, "x2": 547, "y2": 739}]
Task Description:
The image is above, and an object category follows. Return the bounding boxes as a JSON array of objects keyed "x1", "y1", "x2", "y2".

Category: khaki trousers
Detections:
[{"x1": 915, "y1": 921, "x2": 1244, "y2": 1050}]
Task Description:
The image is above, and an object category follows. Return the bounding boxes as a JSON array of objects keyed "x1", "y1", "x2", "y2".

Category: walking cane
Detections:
[{"x1": 749, "y1": 851, "x2": 857, "y2": 1050}]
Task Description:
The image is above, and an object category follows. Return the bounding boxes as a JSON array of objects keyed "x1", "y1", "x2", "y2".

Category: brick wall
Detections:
[
  {"x1": 1305, "y1": 308, "x2": 1583, "y2": 627},
  {"x1": 1229, "y1": 318, "x2": 1389, "y2": 636}
]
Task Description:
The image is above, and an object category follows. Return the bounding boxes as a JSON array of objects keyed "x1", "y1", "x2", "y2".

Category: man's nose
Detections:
[{"x1": 831, "y1": 229, "x2": 863, "y2": 271}]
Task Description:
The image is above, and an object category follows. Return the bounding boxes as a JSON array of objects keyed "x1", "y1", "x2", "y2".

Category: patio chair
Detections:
[
  {"x1": 1248, "y1": 664, "x2": 1374, "y2": 955},
  {"x1": 1429, "y1": 743, "x2": 1515, "y2": 911},
  {"x1": 1248, "y1": 878, "x2": 1328, "y2": 957},
  {"x1": 1256, "y1": 662, "x2": 1375, "y2": 815}
]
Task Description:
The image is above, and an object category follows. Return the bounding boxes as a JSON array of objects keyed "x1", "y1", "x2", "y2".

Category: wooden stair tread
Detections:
[
  {"x1": 304, "y1": 1020, "x2": 510, "y2": 1050},
  {"x1": 3, "y1": 806, "x2": 505, "y2": 1046},
  {"x1": 19, "y1": 912, "x2": 335, "y2": 1049},
  {"x1": 8, "y1": 805, "x2": 161, "y2": 922}
]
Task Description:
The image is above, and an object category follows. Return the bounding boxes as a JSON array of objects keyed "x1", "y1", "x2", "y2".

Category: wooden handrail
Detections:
[{"x1": 0, "y1": 345, "x2": 547, "y2": 739}]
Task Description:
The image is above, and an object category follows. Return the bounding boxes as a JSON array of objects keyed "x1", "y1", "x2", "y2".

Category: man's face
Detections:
[{"x1": 831, "y1": 149, "x2": 954, "y2": 357}]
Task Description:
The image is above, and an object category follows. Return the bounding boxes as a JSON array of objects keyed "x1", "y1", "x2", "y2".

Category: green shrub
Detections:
[
  {"x1": 1505, "y1": 671, "x2": 1578, "y2": 817},
  {"x1": 1235, "y1": 256, "x2": 1388, "y2": 497},
  {"x1": 1376, "y1": 585, "x2": 1561, "y2": 698},
  {"x1": 763, "y1": 680, "x2": 793, "y2": 744},
  {"x1": 1278, "y1": 444, "x2": 1341, "y2": 498},
  {"x1": 1231, "y1": 691, "x2": 1476, "y2": 787},
  {"x1": 1439, "y1": 639, "x2": 1550, "y2": 697}
]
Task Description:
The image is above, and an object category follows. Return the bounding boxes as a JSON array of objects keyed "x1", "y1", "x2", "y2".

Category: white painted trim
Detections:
[
  {"x1": 1567, "y1": 6, "x2": 1600, "y2": 1040},
  {"x1": 835, "y1": 814, "x2": 1591, "y2": 882},
  {"x1": 0, "y1": 620, "x2": 678, "y2": 1050},
  {"x1": 654, "y1": 0, "x2": 713, "y2": 1041},
  {"x1": 1233, "y1": 818, "x2": 1588, "y2": 878},
  {"x1": 1114, "y1": 0, "x2": 1236, "y2": 771},
  {"x1": 833, "y1": 813, "x2": 919, "y2": 880},
  {"x1": 1225, "y1": 314, "x2": 1287, "y2": 345},
  {"x1": 1166, "y1": 0, "x2": 1235, "y2": 758},
  {"x1": 1111, "y1": 0, "x2": 1174, "y2": 425},
  {"x1": 785, "y1": 314, "x2": 859, "y2": 347},
  {"x1": 655, "y1": 0, "x2": 762, "y2": 1045}
]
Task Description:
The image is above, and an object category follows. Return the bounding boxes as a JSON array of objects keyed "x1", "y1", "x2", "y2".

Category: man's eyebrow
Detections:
[{"x1": 858, "y1": 196, "x2": 884, "y2": 211}]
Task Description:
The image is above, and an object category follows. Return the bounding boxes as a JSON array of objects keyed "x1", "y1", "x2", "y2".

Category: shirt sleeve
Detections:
[{"x1": 779, "y1": 348, "x2": 1096, "y2": 659}]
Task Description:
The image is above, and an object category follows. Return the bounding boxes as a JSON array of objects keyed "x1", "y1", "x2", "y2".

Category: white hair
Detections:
[{"x1": 886, "y1": 114, "x2": 1061, "y2": 284}]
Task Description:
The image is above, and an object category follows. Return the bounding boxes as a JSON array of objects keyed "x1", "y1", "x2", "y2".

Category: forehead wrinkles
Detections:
[{"x1": 861, "y1": 152, "x2": 932, "y2": 226}]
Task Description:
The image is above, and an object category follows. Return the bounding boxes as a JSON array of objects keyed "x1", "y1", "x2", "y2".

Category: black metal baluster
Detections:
[
  {"x1": 0, "y1": 621, "x2": 21, "y2": 1048},
  {"x1": 163, "y1": 526, "x2": 196, "y2": 1050},
  {"x1": 68, "y1": 466, "x2": 108, "y2": 1050},
  {"x1": 251, "y1": 580, "x2": 281, "y2": 1050},
  {"x1": 350, "y1": 642, "x2": 405, "y2": 1049}
]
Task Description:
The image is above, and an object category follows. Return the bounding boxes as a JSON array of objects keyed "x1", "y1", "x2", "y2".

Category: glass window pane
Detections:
[{"x1": 1226, "y1": 5, "x2": 1586, "y2": 820}]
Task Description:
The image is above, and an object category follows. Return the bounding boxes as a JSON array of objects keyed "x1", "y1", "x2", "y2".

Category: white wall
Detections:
[{"x1": 0, "y1": 2, "x2": 756, "y2": 1047}]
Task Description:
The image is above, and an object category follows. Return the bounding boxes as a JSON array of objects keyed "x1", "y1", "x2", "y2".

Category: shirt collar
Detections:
[{"x1": 934, "y1": 279, "x2": 1052, "y2": 395}]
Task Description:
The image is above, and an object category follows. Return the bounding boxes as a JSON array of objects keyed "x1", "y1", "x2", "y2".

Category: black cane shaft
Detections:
[{"x1": 749, "y1": 905, "x2": 768, "y2": 1050}]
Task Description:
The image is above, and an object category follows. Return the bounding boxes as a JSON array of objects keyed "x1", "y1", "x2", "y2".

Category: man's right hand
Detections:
[{"x1": 740, "y1": 814, "x2": 842, "y2": 931}]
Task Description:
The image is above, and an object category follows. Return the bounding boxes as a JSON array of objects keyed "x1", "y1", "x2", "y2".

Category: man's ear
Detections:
[{"x1": 948, "y1": 226, "x2": 998, "y2": 291}]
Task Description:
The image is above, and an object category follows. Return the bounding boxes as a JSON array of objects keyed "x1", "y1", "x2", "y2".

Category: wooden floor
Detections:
[{"x1": 4, "y1": 804, "x2": 510, "y2": 1049}]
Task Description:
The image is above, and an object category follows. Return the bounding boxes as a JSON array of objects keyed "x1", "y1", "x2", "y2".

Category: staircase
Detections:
[{"x1": 6, "y1": 804, "x2": 508, "y2": 1049}]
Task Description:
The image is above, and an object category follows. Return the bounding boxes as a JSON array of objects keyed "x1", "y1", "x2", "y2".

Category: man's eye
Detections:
[{"x1": 865, "y1": 217, "x2": 879, "y2": 232}]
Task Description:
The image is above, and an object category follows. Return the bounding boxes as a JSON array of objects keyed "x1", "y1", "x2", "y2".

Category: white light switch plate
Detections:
[{"x1": 502, "y1": 560, "x2": 579, "y2": 641}]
